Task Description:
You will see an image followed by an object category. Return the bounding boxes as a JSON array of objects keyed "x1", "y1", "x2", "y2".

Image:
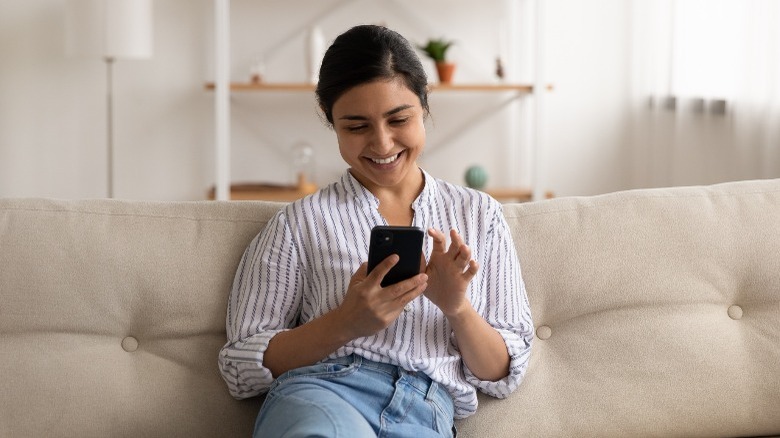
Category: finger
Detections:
[
  {"x1": 403, "y1": 278, "x2": 429, "y2": 302},
  {"x1": 396, "y1": 276, "x2": 429, "y2": 307},
  {"x1": 456, "y1": 241, "x2": 472, "y2": 265},
  {"x1": 448, "y1": 229, "x2": 469, "y2": 260},
  {"x1": 349, "y1": 262, "x2": 370, "y2": 287},
  {"x1": 385, "y1": 273, "x2": 428, "y2": 301},
  {"x1": 367, "y1": 254, "x2": 399, "y2": 283},
  {"x1": 355, "y1": 262, "x2": 368, "y2": 277},
  {"x1": 428, "y1": 228, "x2": 447, "y2": 253},
  {"x1": 447, "y1": 229, "x2": 463, "y2": 257},
  {"x1": 464, "y1": 260, "x2": 479, "y2": 280}
]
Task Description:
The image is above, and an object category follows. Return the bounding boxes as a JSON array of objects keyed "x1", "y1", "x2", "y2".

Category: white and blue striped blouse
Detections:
[{"x1": 219, "y1": 168, "x2": 533, "y2": 419}]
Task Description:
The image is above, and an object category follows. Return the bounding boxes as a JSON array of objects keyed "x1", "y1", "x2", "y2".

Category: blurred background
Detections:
[{"x1": 1, "y1": 0, "x2": 778, "y2": 200}]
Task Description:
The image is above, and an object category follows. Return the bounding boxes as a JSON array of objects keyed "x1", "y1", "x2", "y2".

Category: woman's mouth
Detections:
[{"x1": 369, "y1": 152, "x2": 401, "y2": 165}]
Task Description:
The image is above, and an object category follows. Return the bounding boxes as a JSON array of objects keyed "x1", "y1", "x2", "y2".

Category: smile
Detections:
[{"x1": 369, "y1": 152, "x2": 401, "y2": 165}]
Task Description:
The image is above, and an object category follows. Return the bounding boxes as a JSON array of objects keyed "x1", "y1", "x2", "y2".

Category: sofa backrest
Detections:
[
  {"x1": 0, "y1": 200, "x2": 278, "y2": 437},
  {"x1": 457, "y1": 178, "x2": 780, "y2": 437},
  {"x1": 2, "y1": 179, "x2": 779, "y2": 437}
]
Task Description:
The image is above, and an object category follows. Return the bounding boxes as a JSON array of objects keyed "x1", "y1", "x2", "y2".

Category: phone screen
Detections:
[{"x1": 367, "y1": 226, "x2": 424, "y2": 287}]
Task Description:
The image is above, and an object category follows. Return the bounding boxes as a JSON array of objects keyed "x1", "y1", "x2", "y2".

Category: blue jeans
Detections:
[{"x1": 254, "y1": 354, "x2": 455, "y2": 438}]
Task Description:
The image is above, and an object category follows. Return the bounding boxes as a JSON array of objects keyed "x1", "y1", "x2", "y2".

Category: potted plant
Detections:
[{"x1": 418, "y1": 38, "x2": 456, "y2": 84}]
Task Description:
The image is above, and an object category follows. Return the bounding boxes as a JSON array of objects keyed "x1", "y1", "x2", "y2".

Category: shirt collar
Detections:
[
  {"x1": 414, "y1": 168, "x2": 437, "y2": 209},
  {"x1": 339, "y1": 168, "x2": 437, "y2": 209}
]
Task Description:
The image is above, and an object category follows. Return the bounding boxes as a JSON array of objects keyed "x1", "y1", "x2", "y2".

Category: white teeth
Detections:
[{"x1": 371, "y1": 153, "x2": 400, "y2": 164}]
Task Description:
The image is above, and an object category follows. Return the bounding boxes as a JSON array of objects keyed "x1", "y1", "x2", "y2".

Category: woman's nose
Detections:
[{"x1": 370, "y1": 125, "x2": 394, "y2": 154}]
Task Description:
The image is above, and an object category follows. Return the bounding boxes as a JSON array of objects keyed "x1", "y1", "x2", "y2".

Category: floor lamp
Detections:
[{"x1": 65, "y1": 0, "x2": 153, "y2": 198}]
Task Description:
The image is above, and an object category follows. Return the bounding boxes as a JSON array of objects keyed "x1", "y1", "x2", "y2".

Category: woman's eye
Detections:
[
  {"x1": 346, "y1": 125, "x2": 367, "y2": 132},
  {"x1": 390, "y1": 118, "x2": 409, "y2": 126}
]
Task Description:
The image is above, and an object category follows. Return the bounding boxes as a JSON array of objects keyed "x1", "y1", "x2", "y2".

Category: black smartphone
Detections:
[{"x1": 367, "y1": 225, "x2": 424, "y2": 287}]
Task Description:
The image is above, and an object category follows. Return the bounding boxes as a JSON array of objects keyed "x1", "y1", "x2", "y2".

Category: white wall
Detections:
[
  {"x1": 0, "y1": 0, "x2": 638, "y2": 200},
  {"x1": 542, "y1": 0, "x2": 633, "y2": 196},
  {"x1": 0, "y1": 0, "x2": 213, "y2": 200}
]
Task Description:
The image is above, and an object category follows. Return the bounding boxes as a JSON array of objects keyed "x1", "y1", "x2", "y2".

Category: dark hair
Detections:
[{"x1": 316, "y1": 25, "x2": 430, "y2": 125}]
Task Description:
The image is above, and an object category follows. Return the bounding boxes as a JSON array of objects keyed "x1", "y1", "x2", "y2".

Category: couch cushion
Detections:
[
  {"x1": 0, "y1": 199, "x2": 281, "y2": 437},
  {"x1": 457, "y1": 179, "x2": 780, "y2": 437}
]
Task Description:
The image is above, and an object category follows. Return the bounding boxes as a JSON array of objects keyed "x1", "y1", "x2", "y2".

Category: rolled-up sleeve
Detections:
[
  {"x1": 218, "y1": 211, "x2": 303, "y2": 399},
  {"x1": 464, "y1": 208, "x2": 534, "y2": 398}
]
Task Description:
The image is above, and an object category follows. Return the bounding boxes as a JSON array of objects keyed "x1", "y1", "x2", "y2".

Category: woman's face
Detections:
[{"x1": 331, "y1": 78, "x2": 426, "y2": 195}]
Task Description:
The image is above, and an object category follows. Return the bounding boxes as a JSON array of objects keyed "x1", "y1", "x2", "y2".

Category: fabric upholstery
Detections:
[{"x1": 1, "y1": 179, "x2": 779, "y2": 437}]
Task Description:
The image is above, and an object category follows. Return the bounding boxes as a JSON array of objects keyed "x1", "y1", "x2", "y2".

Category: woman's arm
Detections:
[
  {"x1": 263, "y1": 256, "x2": 429, "y2": 378},
  {"x1": 445, "y1": 304, "x2": 510, "y2": 381},
  {"x1": 424, "y1": 228, "x2": 510, "y2": 381}
]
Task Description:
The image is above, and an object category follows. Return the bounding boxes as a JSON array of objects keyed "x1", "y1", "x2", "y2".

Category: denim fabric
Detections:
[{"x1": 254, "y1": 354, "x2": 455, "y2": 438}]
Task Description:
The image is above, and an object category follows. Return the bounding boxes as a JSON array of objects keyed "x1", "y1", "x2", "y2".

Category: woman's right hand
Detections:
[
  {"x1": 336, "y1": 255, "x2": 428, "y2": 340},
  {"x1": 264, "y1": 255, "x2": 427, "y2": 377}
]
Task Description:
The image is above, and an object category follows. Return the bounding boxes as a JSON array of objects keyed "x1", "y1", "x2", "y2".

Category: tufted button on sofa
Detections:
[{"x1": 1, "y1": 179, "x2": 779, "y2": 437}]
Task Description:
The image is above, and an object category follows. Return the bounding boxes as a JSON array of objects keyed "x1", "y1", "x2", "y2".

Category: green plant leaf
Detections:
[{"x1": 417, "y1": 38, "x2": 454, "y2": 62}]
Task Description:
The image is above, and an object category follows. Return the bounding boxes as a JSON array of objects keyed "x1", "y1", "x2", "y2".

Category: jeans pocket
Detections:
[
  {"x1": 425, "y1": 383, "x2": 455, "y2": 437},
  {"x1": 273, "y1": 361, "x2": 357, "y2": 388}
]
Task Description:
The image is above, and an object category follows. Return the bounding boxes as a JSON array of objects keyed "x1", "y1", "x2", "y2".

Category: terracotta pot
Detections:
[{"x1": 435, "y1": 62, "x2": 456, "y2": 84}]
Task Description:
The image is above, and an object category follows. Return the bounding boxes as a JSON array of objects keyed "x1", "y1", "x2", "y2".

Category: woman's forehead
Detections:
[{"x1": 332, "y1": 79, "x2": 421, "y2": 117}]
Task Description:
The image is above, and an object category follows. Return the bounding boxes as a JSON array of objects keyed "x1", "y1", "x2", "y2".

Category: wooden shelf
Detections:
[
  {"x1": 205, "y1": 82, "x2": 315, "y2": 92},
  {"x1": 207, "y1": 184, "x2": 316, "y2": 202},
  {"x1": 207, "y1": 174, "x2": 318, "y2": 202},
  {"x1": 485, "y1": 187, "x2": 555, "y2": 202},
  {"x1": 207, "y1": 183, "x2": 551, "y2": 203},
  {"x1": 204, "y1": 82, "x2": 549, "y2": 93}
]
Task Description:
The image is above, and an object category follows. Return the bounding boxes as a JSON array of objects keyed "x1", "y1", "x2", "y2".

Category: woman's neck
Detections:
[{"x1": 355, "y1": 168, "x2": 425, "y2": 226}]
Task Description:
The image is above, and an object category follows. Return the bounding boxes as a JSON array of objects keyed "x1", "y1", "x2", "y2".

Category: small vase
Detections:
[
  {"x1": 435, "y1": 62, "x2": 456, "y2": 84},
  {"x1": 305, "y1": 26, "x2": 325, "y2": 84}
]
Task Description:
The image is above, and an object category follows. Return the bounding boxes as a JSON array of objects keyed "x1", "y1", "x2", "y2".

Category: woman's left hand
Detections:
[{"x1": 423, "y1": 228, "x2": 479, "y2": 317}]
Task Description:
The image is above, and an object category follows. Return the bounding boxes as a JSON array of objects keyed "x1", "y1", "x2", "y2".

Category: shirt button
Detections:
[{"x1": 404, "y1": 303, "x2": 412, "y2": 312}]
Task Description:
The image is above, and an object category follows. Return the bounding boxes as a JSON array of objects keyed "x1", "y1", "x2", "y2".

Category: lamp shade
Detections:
[{"x1": 65, "y1": 0, "x2": 153, "y2": 59}]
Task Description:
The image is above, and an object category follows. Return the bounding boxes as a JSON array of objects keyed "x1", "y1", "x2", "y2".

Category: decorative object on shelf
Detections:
[
  {"x1": 495, "y1": 57, "x2": 505, "y2": 81},
  {"x1": 418, "y1": 38, "x2": 456, "y2": 84},
  {"x1": 291, "y1": 141, "x2": 316, "y2": 192},
  {"x1": 305, "y1": 26, "x2": 326, "y2": 84},
  {"x1": 65, "y1": 0, "x2": 153, "y2": 198},
  {"x1": 250, "y1": 57, "x2": 265, "y2": 84},
  {"x1": 464, "y1": 165, "x2": 488, "y2": 189}
]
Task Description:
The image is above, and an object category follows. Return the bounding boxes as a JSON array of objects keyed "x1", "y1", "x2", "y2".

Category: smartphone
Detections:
[{"x1": 367, "y1": 225, "x2": 424, "y2": 287}]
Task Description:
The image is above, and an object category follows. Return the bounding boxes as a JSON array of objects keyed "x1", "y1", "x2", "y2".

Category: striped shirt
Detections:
[{"x1": 218, "y1": 169, "x2": 533, "y2": 419}]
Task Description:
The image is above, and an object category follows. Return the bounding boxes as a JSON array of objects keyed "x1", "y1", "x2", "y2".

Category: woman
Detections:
[{"x1": 219, "y1": 24, "x2": 533, "y2": 438}]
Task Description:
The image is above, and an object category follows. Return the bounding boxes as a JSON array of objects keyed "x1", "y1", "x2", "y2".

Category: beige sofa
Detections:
[{"x1": 1, "y1": 179, "x2": 779, "y2": 438}]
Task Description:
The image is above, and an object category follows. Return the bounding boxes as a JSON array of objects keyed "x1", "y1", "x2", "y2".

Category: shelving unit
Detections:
[
  {"x1": 209, "y1": 0, "x2": 548, "y2": 202},
  {"x1": 205, "y1": 82, "x2": 540, "y2": 93}
]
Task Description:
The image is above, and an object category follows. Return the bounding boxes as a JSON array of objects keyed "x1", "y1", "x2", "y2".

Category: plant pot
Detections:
[{"x1": 435, "y1": 62, "x2": 456, "y2": 84}]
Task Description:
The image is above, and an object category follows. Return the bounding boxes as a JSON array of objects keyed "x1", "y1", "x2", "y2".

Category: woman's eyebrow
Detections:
[
  {"x1": 338, "y1": 104, "x2": 415, "y2": 121},
  {"x1": 383, "y1": 104, "x2": 414, "y2": 117}
]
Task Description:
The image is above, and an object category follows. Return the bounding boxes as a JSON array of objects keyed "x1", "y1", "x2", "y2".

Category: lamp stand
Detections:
[{"x1": 105, "y1": 56, "x2": 115, "y2": 198}]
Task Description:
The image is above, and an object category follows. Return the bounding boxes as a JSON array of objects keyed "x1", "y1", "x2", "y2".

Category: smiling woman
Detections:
[{"x1": 218, "y1": 24, "x2": 534, "y2": 438}]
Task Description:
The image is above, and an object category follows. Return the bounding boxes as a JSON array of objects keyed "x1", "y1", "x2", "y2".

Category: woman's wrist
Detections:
[
  {"x1": 440, "y1": 298, "x2": 475, "y2": 321},
  {"x1": 325, "y1": 306, "x2": 363, "y2": 345},
  {"x1": 443, "y1": 301, "x2": 478, "y2": 329}
]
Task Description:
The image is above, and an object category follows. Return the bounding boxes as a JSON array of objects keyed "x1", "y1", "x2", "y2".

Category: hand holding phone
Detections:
[{"x1": 367, "y1": 226, "x2": 424, "y2": 287}]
